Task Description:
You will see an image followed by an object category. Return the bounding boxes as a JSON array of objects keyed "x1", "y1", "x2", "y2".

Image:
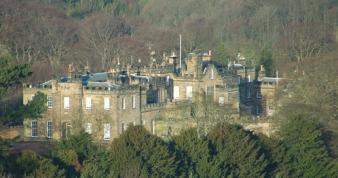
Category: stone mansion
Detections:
[{"x1": 22, "y1": 51, "x2": 281, "y2": 142}]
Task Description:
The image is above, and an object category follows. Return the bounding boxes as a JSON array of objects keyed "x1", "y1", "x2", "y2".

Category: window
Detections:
[
  {"x1": 174, "y1": 86, "x2": 180, "y2": 99},
  {"x1": 104, "y1": 97, "x2": 110, "y2": 110},
  {"x1": 122, "y1": 97, "x2": 126, "y2": 110},
  {"x1": 103, "y1": 123, "x2": 111, "y2": 140},
  {"x1": 210, "y1": 69, "x2": 214, "y2": 79},
  {"x1": 47, "y1": 121, "x2": 53, "y2": 138},
  {"x1": 207, "y1": 86, "x2": 214, "y2": 96},
  {"x1": 186, "y1": 86, "x2": 193, "y2": 99},
  {"x1": 47, "y1": 96, "x2": 53, "y2": 109},
  {"x1": 86, "y1": 97, "x2": 92, "y2": 110},
  {"x1": 256, "y1": 105, "x2": 260, "y2": 115},
  {"x1": 64, "y1": 97, "x2": 70, "y2": 109},
  {"x1": 85, "y1": 123, "x2": 92, "y2": 134},
  {"x1": 247, "y1": 87, "x2": 251, "y2": 99},
  {"x1": 31, "y1": 120, "x2": 38, "y2": 137},
  {"x1": 132, "y1": 96, "x2": 136, "y2": 109},
  {"x1": 152, "y1": 120, "x2": 156, "y2": 134},
  {"x1": 256, "y1": 92, "x2": 262, "y2": 99},
  {"x1": 219, "y1": 96, "x2": 225, "y2": 106},
  {"x1": 121, "y1": 123, "x2": 125, "y2": 133}
]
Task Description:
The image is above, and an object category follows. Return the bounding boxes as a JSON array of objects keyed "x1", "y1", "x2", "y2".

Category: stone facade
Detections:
[{"x1": 22, "y1": 52, "x2": 281, "y2": 142}]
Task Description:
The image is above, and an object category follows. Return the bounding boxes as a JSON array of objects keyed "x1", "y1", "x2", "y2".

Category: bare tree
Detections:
[{"x1": 81, "y1": 14, "x2": 132, "y2": 70}]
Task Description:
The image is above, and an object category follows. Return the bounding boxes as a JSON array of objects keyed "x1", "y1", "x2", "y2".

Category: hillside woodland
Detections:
[{"x1": 0, "y1": 0, "x2": 338, "y2": 177}]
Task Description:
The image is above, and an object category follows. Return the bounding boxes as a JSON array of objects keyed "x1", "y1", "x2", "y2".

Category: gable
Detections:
[{"x1": 203, "y1": 64, "x2": 221, "y2": 81}]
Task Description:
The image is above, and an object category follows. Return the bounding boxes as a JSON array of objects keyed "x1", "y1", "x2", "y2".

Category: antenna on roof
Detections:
[{"x1": 276, "y1": 70, "x2": 279, "y2": 87}]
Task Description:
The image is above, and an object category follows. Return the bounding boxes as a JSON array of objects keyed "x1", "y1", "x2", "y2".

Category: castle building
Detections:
[{"x1": 22, "y1": 51, "x2": 281, "y2": 142}]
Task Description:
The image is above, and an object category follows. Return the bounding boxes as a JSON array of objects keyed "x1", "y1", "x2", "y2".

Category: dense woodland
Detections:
[
  {"x1": 0, "y1": 0, "x2": 338, "y2": 177},
  {"x1": 1, "y1": 0, "x2": 338, "y2": 75}
]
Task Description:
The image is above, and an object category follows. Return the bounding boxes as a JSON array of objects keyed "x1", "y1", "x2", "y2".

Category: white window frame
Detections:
[
  {"x1": 122, "y1": 97, "x2": 126, "y2": 110},
  {"x1": 186, "y1": 86, "x2": 193, "y2": 99},
  {"x1": 64, "y1": 97, "x2": 70, "y2": 109},
  {"x1": 121, "y1": 123, "x2": 125, "y2": 133},
  {"x1": 85, "y1": 97, "x2": 92, "y2": 110},
  {"x1": 47, "y1": 96, "x2": 53, "y2": 109},
  {"x1": 47, "y1": 121, "x2": 53, "y2": 138},
  {"x1": 85, "y1": 123, "x2": 92, "y2": 134},
  {"x1": 132, "y1": 96, "x2": 136, "y2": 109},
  {"x1": 152, "y1": 120, "x2": 156, "y2": 134},
  {"x1": 174, "y1": 86, "x2": 180, "y2": 99},
  {"x1": 103, "y1": 123, "x2": 111, "y2": 140},
  {"x1": 31, "y1": 120, "x2": 38, "y2": 137},
  {"x1": 104, "y1": 97, "x2": 110, "y2": 110},
  {"x1": 219, "y1": 96, "x2": 225, "y2": 106},
  {"x1": 210, "y1": 68, "x2": 214, "y2": 79}
]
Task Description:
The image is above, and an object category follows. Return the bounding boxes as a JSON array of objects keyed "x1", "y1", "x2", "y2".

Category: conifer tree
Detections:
[
  {"x1": 173, "y1": 128, "x2": 231, "y2": 177},
  {"x1": 0, "y1": 55, "x2": 31, "y2": 99},
  {"x1": 208, "y1": 124, "x2": 270, "y2": 178},
  {"x1": 276, "y1": 115, "x2": 338, "y2": 178},
  {"x1": 109, "y1": 125, "x2": 179, "y2": 178}
]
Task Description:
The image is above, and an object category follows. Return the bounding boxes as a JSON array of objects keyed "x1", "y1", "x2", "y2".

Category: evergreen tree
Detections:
[
  {"x1": 3, "y1": 91, "x2": 47, "y2": 123},
  {"x1": 208, "y1": 124, "x2": 270, "y2": 178},
  {"x1": 30, "y1": 158, "x2": 66, "y2": 178},
  {"x1": 275, "y1": 115, "x2": 338, "y2": 178},
  {"x1": 53, "y1": 132, "x2": 97, "y2": 177},
  {"x1": 258, "y1": 47, "x2": 275, "y2": 77},
  {"x1": 0, "y1": 55, "x2": 31, "y2": 100},
  {"x1": 24, "y1": 91, "x2": 48, "y2": 120},
  {"x1": 173, "y1": 128, "x2": 229, "y2": 177},
  {"x1": 109, "y1": 125, "x2": 179, "y2": 178},
  {"x1": 81, "y1": 148, "x2": 111, "y2": 178}
]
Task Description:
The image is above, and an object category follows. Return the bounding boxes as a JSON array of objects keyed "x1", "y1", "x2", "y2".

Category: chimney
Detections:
[
  {"x1": 84, "y1": 61, "x2": 90, "y2": 73},
  {"x1": 68, "y1": 63, "x2": 75, "y2": 79}
]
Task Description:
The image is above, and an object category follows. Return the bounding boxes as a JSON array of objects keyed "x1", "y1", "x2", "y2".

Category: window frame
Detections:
[
  {"x1": 47, "y1": 96, "x2": 53, "y2": 109},
  {"x1": 31, "y1": 120, "x2": 38, "y2": 137},
  {"x1": 132, "y1": 95, "x2": 136, "y2": 109},
  {"x1": 186, "y1": 86, "x2": 193, "y2": 99},
  {"x1": 64, "y1": 97, "x2": 70, "y2": 110},
  {"x1": 174, "y1": 86, "x2": 180, "y2": 99},
  {"x1": 104, "y1": 97, "x2": 110, "y2": 110},
  {"x1": 103, "y1": 123, "x2": 111, "y2": 140},
  {"x1": 47, "y1": 121, "x2": 53, "y2": 138},
  {"x1": 85, "y1": 123, "x2": 92, "y2": 134},
  {"x1": 85, "y1": 97, "x2": 92, "y2": 110},
  {"x1": 210, "y1": 68, "x2": 214, "y2": 80},
  {"x1": 218, "y1": 96, "x2": 225, "y2": 106},
  {"x1": 122, "y1": 97, "x2": 126, "y2": 110}
]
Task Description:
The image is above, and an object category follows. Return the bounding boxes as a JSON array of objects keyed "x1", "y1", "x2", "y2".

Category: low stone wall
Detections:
[{"x1": 0, "y1": 126, "x2": 24, "y2": 140}]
